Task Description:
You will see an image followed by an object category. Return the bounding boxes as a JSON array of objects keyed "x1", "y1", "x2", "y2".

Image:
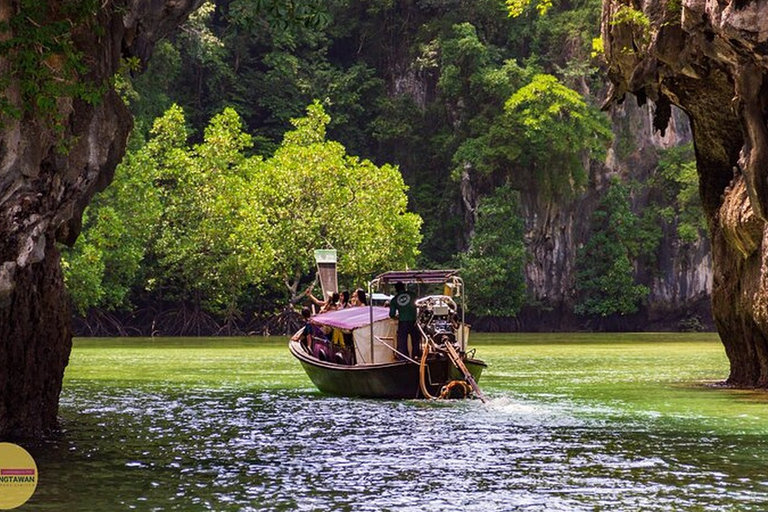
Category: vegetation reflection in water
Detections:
[{"x1": 26, "y1": 333, "x2": 768, "y2": 511}]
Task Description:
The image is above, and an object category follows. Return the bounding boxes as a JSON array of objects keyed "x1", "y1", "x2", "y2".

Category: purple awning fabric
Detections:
[{"x1": 310, "y1": 306, "x2": 392, "y2": 330}]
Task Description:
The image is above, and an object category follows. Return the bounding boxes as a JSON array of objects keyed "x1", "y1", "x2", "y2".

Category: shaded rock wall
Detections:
[
  {"x1": 602, "y1": 0, "x2": 768, "y2": 384},
  {"x1": 0, "y1": 0, "x2": 204, "y2": 439},
  {"x1": 519, "y1": 98, "x2": 712, "y2": 330}
]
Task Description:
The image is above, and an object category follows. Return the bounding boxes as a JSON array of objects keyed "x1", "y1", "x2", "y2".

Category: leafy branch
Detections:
[{"x1": 0, "y1": 1, "x2": 106, "y2": 137}]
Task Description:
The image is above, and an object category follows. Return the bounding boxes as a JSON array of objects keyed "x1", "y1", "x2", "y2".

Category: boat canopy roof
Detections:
[
  {"x1": 371, "y1": 269, "x2": 460, "y2": 285},
  {"x1": 310, "y1": 306, "x2": 391, "y2": 331}
]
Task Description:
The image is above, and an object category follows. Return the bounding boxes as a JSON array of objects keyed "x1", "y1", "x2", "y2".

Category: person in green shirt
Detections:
[{"x1": 389, "y1": 281, "x2": 421, "y2": 360}]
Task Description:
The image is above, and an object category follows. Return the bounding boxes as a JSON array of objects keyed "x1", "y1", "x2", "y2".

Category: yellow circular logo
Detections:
[{"x1": 0, "y1": 443, "x2": 38, "y2": 510}]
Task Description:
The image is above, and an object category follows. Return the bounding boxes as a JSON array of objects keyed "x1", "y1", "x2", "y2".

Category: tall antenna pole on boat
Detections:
[
  {"x1": 456, "y1": 276, "x2": 466, "y2": 351},
  {"x1": 368, "y1": 277, "x2": 375, "y2": 364}
]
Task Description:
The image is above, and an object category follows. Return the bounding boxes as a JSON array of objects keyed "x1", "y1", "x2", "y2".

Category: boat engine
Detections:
[{"x1": 416, "y1": 295, "x2": 460, "y2": 349}]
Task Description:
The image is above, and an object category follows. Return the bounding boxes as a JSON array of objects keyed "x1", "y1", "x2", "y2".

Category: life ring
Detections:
[{"x1": 439, "y1": 380, "x2": 471, "y2": 399}]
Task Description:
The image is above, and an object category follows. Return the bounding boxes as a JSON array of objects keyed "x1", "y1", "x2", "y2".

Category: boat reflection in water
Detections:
[{"x1": 289, "y1": 270, "x2": 487, "y2": 401}]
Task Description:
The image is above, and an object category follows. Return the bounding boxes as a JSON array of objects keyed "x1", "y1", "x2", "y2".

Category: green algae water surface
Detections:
[{"x1": 24, "y1": 333, "x2": 768, "y2": 511}]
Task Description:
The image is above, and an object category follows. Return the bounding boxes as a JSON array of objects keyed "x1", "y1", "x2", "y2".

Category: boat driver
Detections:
[{"x1": 389, "y1": 281, "x2": 422, "y2": 360}]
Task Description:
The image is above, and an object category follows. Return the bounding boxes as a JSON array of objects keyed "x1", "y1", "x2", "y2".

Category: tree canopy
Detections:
[
  {"x1": 62, "y1": 102, "x2": 422, "y2": 320},
  {"x1": 61, "y1": 0, "x2": 704, "y2": 331}
]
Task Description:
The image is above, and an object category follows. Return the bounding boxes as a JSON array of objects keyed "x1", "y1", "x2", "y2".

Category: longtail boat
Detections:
[{"x1": 289, "y1": 269, "x2": 487, "y2": 401}]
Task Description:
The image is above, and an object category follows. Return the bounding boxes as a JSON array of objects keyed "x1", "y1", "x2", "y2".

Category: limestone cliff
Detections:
[
  {"x1": 518, "y1": 99, "x2": 713, "y2": 331},
  {"x1": 0, "y1": 0, "x2": 204, "y2": 439},
  {"x1": 602, "y1": 0, "x2": 768, "y2": 384},
  {"x1": 390, "y1": 42, "x2": 713, "y2": 330}
]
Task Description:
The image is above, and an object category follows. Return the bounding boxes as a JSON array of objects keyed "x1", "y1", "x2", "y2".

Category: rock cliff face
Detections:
[
  {"x1": 606, "y1": 102, "x2": 713, "y2": 325},
  {"x1": 515, "y1": 98, "x2": 712, "y2": 331},
  {"x1": 0, "y1": 0, "x2": 203, "y2": 439},
  {"x1": 602, "y1": 0, "x2": 768, "y2": 384}
]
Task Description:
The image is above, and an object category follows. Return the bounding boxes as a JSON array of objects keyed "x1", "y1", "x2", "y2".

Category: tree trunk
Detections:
[
  {"x1": 602, "y1": 0, "x2": 768, "y2": 385},
  {"x1": 0, "y1": 0, "x2": 204, "y2": 439}
]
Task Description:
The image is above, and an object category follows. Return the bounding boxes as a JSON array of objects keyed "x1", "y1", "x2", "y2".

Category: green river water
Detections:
[{"x1": 18, "y1": 333, "x2": 768, "y2": 511}]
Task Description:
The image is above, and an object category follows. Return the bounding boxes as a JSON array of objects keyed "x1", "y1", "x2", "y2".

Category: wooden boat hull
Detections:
[{"x1": 289, "y1": 339, "x2": 487, "y2": 399}]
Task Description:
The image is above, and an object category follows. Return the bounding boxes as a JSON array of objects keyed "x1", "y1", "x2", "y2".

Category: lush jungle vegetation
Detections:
[{"x1": 60, "y1": 0, "x2": 704, "y2": 335}]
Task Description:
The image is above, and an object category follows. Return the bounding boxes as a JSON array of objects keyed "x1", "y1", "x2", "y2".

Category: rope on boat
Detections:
[
  {"x1": 442, "y1": 338, "x2": 487, "y2": 403},
  {"x1": 439, "y1": 380, "x2": 471, "y2": 399},
  {"x1": 372, "y1": 335, "x2": 420, "y2": 365},
  {"x1": 418, "y1": 342, "x2": 473, "y2": 400},
  {"x1": 373, "y1": 328, "x2": 486, "y2": 403}
]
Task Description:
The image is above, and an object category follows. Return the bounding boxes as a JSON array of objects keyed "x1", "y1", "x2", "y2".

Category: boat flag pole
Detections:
[{"x1": 313, "y1": 249, "x2": 338, "y2": 298}]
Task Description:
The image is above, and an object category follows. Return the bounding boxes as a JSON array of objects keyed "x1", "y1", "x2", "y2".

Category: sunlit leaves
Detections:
[
  {"x1": 609, "y1": 5, "x2": 651, "y2": 54},
  {"x1": 506, "y1": 0, "x2": 554, "y2": 17},
  {"x1": 251, "y1": 101, "x2": 422, "y2": 292},
  {"x1": 502, "y1": 73, "x2": 612, "y2": 197},
  {"x1": 64, "y1": 102, "x2": 421, "y2": 314},
  {"x1": 591, "y1": 37, "x2": 604, "y2": 59},
  {"x1": 182, "y1": 1, "x2": 226, "y2": 65},
  {"x1": 151, "y1": 107, "x2": 271, "y2": 314}
]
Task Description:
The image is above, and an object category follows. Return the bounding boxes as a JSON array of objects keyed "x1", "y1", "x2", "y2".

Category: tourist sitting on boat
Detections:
[
  {"x1": 339, "y1": 290, "x2": 351, "y2": 308},
  {"x1": 307, "y1": 289, "x2": 340, "y2": 314},
  {"x1": 291, "y1": 307, "x2": 314, "y2": 353},
  {"x1": 351, "y1": 288, "x2": 367, "y2": 307},
  {"x1": 389, "y1": 281, "x2": 422, "y2": 360}
]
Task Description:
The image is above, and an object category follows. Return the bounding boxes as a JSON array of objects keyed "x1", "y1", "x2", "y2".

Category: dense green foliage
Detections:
[
  {"x1": 121, "y1": 0, "x2": 608, "y2": 262},
  {"x1": 574, "y1": 178, "x2": 649, "y2": 317},
  {"x1": 62, "y1": 102, "x2": 421, "y2": 318},
  {"x1": 459, "y1": 185, "x2": 527, "y2": 316},
  {"x1": 59, "y1": 0, "x2": 706, "y2": 329}
]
